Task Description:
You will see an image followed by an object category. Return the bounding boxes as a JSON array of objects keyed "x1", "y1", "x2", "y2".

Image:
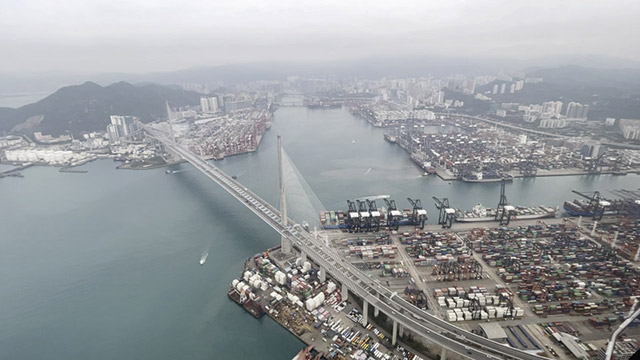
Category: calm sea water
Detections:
[
  {"x1": 1, "y1": 106, "x2": 638, "y2": 360},
  {"x1": 0, "y1": 92, "x2": 49, "y2": 108}
]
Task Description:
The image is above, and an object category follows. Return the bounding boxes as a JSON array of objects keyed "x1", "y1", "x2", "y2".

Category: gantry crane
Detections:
[
  {"x1": 383, "y1": 199, "x2": 401, "y2": 230},
  {"x1": 366, "y1": 199, "x2": 381, "y2": 232},
  {"x1": 583, "y1": 153, "x2": 605, "y2": 174},
  {"x1": 433, "y1": 196, "x2": 455, "y2": 228},
  {"x1": 346, "y1": 200, "x2": 360, "y2": 233},
  {"x1": 356, "y1": 200, "x2": 371, "y2": 232},
  {"x1": 571, "y1": 190, "x2": 610, "y2": 221},
  {"x1": 407, "y1": 198, "x2": 427, "y2": 229},
  {"x1": 519, "y1": 146, "x2": 538, "y2": 177},
  {"x1": 495, "y1": 179, "x2": 516, "y2": 225}
]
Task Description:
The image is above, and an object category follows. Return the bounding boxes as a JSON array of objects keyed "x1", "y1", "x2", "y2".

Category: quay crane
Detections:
[
  {"x1": 356, "y1": 200, "x2": 372, "y2": 232},
  {"x1": 495, "y1": 179, "x2": 516, "y2": 226},
  {"x1": 583, "y1": 154, "x2": 605, "y2": 174},
  {"x1": 366, "y1": 199, "x2": 381, "y2": 232},
  {"x1": 383, "y1": 199, "x2": 401, "y2": 230},
  {"x1": 346, "y1": 200, "x2": 360, "y2": 233},
  {"x1": 519, "y1": 146, "x2": 538, "y2": 177},
  {"x1": 407, "y1": 198, "x2": 427, "y2": 229},
  {"x1": 571, "y1": 190, "x2": 610, "y2": 221},
  {"x1": 433, "y1": 197, "x2": 455, "y2": 228}
]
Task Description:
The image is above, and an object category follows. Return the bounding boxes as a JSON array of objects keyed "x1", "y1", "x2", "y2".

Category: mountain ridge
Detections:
[{"x1": 0, "y1": 81, "x2": 200, "y2": 136}]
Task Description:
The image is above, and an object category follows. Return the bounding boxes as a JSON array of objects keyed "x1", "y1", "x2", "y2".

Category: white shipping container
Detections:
[
  {"x1": 327, "y1": 282, "x2": 336, "y2": 294},
  {"x1": 306, "y1": 298, "x2": 316, "y2": 311}
]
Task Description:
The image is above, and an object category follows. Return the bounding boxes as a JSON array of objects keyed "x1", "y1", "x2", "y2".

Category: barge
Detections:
[{"x1": 227, "y1": 287, "x2": 265, "y2": 319}]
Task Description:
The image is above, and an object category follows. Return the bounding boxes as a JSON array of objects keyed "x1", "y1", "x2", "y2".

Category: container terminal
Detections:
[
  {"x1": 220, "y1": 134, "x2": 640, "y2": 360},
  {"x1": 230, "y1": 191, "x2": 640, "y2": 359},
  {"x1": 357, "y1": 110, "x2": 640, "y2": 182},
  {"x1": 320, "y1": 180, "x2": 557, "y2": 231}
]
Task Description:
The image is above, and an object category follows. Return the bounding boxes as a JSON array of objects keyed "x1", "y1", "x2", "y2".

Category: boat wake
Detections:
[
  {"x1": 364, "y1": 167, "x2": 372, "y2": 175},
  {"x1": 200, "y1": 251, "x2": 208, "y2": 265}
]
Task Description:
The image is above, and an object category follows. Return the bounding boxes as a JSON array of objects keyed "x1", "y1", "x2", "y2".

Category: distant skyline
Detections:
[{"x1": 1, "y1": 0, "x2": 640, "y2": 74}]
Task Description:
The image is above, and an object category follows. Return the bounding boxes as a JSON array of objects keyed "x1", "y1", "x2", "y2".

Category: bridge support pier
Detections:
[
  {"x1": 300, "y1": 251, "x2": 307, "y2": 262},
  {"x1": 440, "y1": 347, "x2": 447, "y2": 360},
  {"x1": 399, "y1": 324, "x2": 404, "y2": 337},
  {"x1": 342, "y1": 283, "x2": 348, "y2": 301},
  {"x1": 318, "y1": 267, "x2": 326, "y2": 282},
  {"x1": 392, "y1": 320, "x2": 398, "y2": 346},
  {"x1": 362, "y1": 300, "x2": 368, "y2": 326},
  {"x1": 373, "y1": 293, "x2": 379, "y2": 317}
]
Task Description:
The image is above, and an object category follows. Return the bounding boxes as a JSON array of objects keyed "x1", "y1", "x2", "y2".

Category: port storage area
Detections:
[
  {"x1": 231, "y1": 213, "x2": 639, "y2": 360},
  {"x1": 229, "y1": 247, "x2": 427, "y2": 360},
  {"x1": 322, "y1": 216, "x2": 640, "y2": 359}
]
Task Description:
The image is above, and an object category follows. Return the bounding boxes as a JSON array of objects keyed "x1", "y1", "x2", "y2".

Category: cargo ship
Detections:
[
  {"x1": 562, "y1": 199, "x2": 615, "y2": 217},
  {"x1": 228, "y1": 279, "x2": 265, "y2": 318},
  {"x1": 409, "y1": 154, "x2": 437, "y2": 174},
  {"x1": 461, "y1": 171, "x2": 514, "y2": 183},
  {"x1": 383, "y1": 134, "x2": 397, "y2": 143},
  {"x1": 454, "y1": 203, "x2": 556, "y2": 222},
  {"x1": 319, "y1": 209, "x2": 414, "y2": 229}
]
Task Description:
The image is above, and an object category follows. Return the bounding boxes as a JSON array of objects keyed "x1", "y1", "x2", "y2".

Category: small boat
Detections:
[
  {"x1": 352, "y1": 139, "x2": 356, "y2": 144},
  {"x1": 231, "y1": 175, "x2": 238, "y2": 180},
  {"x1": 200, "y1": 252, "x2": 208, "y2": 265},
  {"x1": 165, "y1": 170, "x2": 175, "y2": 174}
]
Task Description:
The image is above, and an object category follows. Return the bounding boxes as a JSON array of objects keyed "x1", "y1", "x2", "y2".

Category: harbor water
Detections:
[{"x1": 1, "y1": 106, "x2": 639, "y2": 360}]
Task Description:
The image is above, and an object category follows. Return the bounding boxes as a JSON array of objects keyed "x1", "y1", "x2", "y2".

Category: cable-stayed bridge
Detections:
[{"x1": 142, "y1": 123, "x2": 546, "y2": 360}]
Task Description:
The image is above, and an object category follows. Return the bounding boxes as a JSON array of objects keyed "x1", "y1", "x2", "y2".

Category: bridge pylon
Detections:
[{"x1": 278, "y1": 135, "x2": 292, "y2": 254}]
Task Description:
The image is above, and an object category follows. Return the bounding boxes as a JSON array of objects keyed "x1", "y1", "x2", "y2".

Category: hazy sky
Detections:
[{"x1": 1, "y1": 0, "x2": 639, "y2": 74}]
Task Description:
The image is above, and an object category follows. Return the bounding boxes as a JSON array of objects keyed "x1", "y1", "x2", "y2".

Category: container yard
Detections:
[
  {"x1": 180, "y1": 109, "x2": 271, "y2": 160},
  {"x1": 229, "y1": 246, "x2": 427, "y2": 360},
  {"x1": 390, "y1": 218, "x2": 639, "y2": 359},
  {"x1": 232, "y1": 197, "x2": 640, "y2": 360},
  {"x1": 362, "y1": 111, "x2": 640, "y2": 180},
  {"x1": 341, "y1": 210, "x2": 638, "y2": 358}
]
